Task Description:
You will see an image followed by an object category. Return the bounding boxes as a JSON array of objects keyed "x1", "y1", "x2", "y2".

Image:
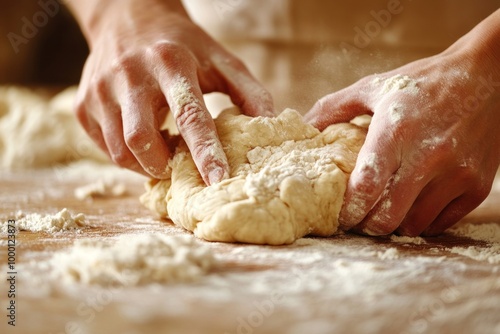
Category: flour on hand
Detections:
[{"x1": 141, "y1": 108, "x2": 366, "y2": 245}]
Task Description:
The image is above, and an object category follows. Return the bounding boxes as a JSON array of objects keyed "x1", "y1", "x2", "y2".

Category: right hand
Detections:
[{"x1": 73, "y1": 0, "x2": 274, "y2": 184}]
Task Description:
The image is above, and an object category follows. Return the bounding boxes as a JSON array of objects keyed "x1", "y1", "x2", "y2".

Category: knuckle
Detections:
[
  {"x1": 110, "y1": 53, "x2": 139, "y2": 74},
  {"x1": 470, "y1": 181, "x2": 491, "y2": 202},
  {"x1": 176, "y1": 102, "x2": 203, "y2": 129},
  {"x1": 124, "y1": 127, "x2": 152, "y2": 151},
  {"x1": 350, "y1": 167, "x2": 383, "y2": 197},
  {"x1": 109, "y1": 146, "x2": 131, "y2": 166},
  {"x1": 146, "y1": 42, "x2": 193, "y2": 66},
  {"x1": 87, "y1": 77, "x2": 112, "y2": 105},
  {"x1": 455, "y1": 162, "x2": 481, "y2": 184}
]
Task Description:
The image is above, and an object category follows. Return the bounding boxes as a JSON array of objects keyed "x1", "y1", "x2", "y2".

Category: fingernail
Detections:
[
  {"x1": 208, "y1": 167, "x2": 226, "y2": 185},
  {"x1": 362, "y1": 227, "x2": 381, "y2": 236}
]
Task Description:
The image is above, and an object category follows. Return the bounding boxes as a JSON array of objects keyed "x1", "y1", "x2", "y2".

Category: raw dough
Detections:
[
  {"x1": 0, "y1": 86, "x2": 107, "y2": 169},
  {"x1": 141, "y1": 108, "x2": 366, "y2": 245}
]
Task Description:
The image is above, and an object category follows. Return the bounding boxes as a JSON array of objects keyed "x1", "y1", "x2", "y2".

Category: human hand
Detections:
[
  {"x1": 304, "y1": 27, "x2": 500, "y2": 236},
  {"x1": 70, "y1": 0, "x2": 274, "y2": 184}
]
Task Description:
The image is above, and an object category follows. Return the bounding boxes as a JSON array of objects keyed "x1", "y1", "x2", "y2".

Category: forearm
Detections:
[
  {"x1": 444, "y1": 9, "x2": 500, "y2": 78},
  {"x1": 67, "y1": 0, "x2": 189, "y2": 47}
]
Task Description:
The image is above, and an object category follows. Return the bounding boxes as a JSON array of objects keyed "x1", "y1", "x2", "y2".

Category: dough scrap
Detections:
[
  {"x1": 0, "y1": 86, "x2": 107, "y2": 169},
  {"x1": 141, "y1": 109, "x2": 366, "y2": 245}
]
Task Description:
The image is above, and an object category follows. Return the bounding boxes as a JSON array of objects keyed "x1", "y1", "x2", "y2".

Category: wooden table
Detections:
[{"x1": 1, "y1": 164, "x2": 499, "y2": 334}]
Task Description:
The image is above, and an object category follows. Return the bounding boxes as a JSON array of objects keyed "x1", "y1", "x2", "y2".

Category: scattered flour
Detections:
[
  {"x1": 377, "y1": 247, "x2": 399, "y2": 260},
  {"x1": 449, "y1": 223, "x2": 500, "y2": 243},
  {"x1": 450, "y1": 245, "x2": 500, "y2": 264},
  {"x1": 448, "y1": 223, "x2": 500, "y2": 264},
  {"x1": 390, "y1": 235, "x2": 427, "y2": 245},
  {"x1": 74, "y1": 178, "x2": 127, "y2": 200},
  {"x1": 52, "y1": 234, "x2": 216, "y2": 286},
  {"x1": 1, "y1": 208, "x2": 85, "y2": 234}
]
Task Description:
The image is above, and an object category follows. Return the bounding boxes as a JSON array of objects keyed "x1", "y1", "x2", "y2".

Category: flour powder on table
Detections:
[{"x1": 141, "y1": 108, "x2": 366, "y2": 245}]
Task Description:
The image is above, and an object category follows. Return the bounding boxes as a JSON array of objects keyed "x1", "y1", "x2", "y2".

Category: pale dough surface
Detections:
[
  {"x1": 0, "y1": 86, "x2": 107, "y2": 169},
  {"x1": 141, "y1": 109, "x2": 366, "y2": 245}
]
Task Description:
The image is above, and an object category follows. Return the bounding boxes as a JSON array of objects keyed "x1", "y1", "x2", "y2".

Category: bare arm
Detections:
[
  {"x1": 68, "y1": 0, "x2": 274, "y2": 184},
  {"x1": 305, "y1": 9, "x2": 500, "y2": 236}
]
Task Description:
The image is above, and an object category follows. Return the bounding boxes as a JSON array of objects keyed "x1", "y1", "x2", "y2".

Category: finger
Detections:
[
  {"x1": 350, "y1": 166, "x2": 428, "y2": 235},
  {"x1": 212, "y1": 55, "x2": 275, "y2": 117},
  {"x1": 339, "y1": 119, "x2": 401, "y2": 230},
  {"x1": 120, "y1": 90, "x2": 171, "y2": 179},
  {"x1": 395, "y1": 180, "x2": 463, "y2": 236},
  {"x1": 99, "y1": 103, "x2": 150, "y2": 178},
  {"x1": 163, "y1": 73, "x2": 229, "y2": 185},
  {"x1": 74, "y1": 91, "x2": 109, "y2": 156},
  {"x1": 422, "y1": 193, "x2": 488, "y2": 236},
  {"x1": 76, "y1": 110, "x2": 109, "y2": 156},
  {"x1": 304, "y1": 85, "x2": 372, "y2": 130}
]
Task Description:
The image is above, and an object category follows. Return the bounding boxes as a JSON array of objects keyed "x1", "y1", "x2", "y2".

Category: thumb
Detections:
[{"x1": 304, "y1": 84, "x2": 372, "y2": 130}]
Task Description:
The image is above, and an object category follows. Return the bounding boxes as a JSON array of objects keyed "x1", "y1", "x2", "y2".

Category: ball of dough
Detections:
[{"x1": 141, "y1": 108, "x2": 366, "y2": 245}]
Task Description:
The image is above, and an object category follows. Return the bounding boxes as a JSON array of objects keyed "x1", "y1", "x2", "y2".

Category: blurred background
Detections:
[
  {"x1": 0, "y1": 1, "x2": 88, "y2": 86},
  {"x1": 0, "y1": 0, "x2": 498, "y2": 111}
]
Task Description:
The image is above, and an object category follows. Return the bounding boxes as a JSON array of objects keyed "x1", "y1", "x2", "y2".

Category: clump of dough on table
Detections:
[{"x1": 141, "y1": 108, "x2": 367, "y2": 245}]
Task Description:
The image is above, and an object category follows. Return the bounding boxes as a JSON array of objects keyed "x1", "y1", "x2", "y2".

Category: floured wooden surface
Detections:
[{"x1": 1, "y1": 163, "x2": 499, "y2": 334}]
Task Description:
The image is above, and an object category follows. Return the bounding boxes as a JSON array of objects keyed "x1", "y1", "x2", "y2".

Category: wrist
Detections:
[
  {"x1": 443, "y1": 10, "x2": 500, "y2": 80},
  {"x1": 68, "y1": 0, "x2": 189, "y2": 48}
]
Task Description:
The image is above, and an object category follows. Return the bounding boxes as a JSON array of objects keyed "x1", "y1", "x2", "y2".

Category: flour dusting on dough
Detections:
[
  {"x1": 243, "y1": 146, "x2": 336, "y2": 201},
  {"x1": 141, "y1": 108, "x2": 366, "y2": 245}
]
